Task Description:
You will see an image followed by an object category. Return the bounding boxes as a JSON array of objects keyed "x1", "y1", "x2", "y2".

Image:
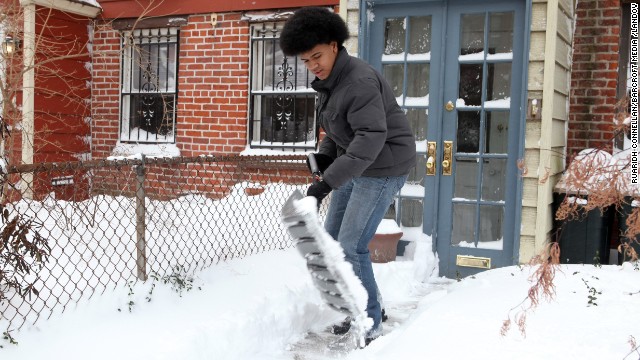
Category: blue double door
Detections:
[{"x1": 363, "y1": 0, "x2": 526, "y2": 278}]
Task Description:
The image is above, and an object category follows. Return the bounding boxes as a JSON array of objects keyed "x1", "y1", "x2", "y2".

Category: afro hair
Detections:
[{"x1": 280, "y1": 7, "x2": 349, "y2": 56}]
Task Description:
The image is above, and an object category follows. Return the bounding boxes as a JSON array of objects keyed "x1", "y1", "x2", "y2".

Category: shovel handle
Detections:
[{"x1": 307, "y1": 153, "x2": 322, "y2": 184}]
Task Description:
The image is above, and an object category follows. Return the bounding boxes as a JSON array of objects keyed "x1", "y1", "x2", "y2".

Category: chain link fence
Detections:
[{"x1": 0, "y1": 155, "x2": 323, "y2": 332}]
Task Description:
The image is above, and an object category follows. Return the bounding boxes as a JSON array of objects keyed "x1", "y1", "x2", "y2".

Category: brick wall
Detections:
[
  {"x1": 568, "y1": 0, "x2": 621, "y2": 158},
  {"x1": 91, "y1": 12, "x2": 250, "y2": 159},
  {"x1": 90, "y1": 13, "x2": 310, "y2": 194},
  {"x1": 91, "y1": 23, "x2": 122, "y2": 159},
  {"x1": 177, "y1": 13, "x2": 249, "y2": 155}
]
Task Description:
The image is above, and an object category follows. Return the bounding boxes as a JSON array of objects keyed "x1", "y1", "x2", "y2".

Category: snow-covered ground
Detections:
[
  {"x1": 3, "y1": 242, "x2": 640, "y2": 359},
  {"x1": 1, "y1": 185, "x2": 640, "y2": 359}
]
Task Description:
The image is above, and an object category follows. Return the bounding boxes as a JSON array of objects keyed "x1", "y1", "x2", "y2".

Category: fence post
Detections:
[{"x1": 135, "y1": 156, "x2": 147, "y2": 281}]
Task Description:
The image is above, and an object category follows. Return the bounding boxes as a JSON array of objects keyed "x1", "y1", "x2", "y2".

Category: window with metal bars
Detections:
[
  {"x1": 120, "y1": 28, "x2": 178, "y2": 143},
  {"x1": 249, "y1": 22, "x2": 317, "y2": 151}
]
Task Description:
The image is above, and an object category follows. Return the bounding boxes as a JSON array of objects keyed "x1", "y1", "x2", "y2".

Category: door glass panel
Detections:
[
  {"x1": 478, "y1": 205, "x2": 504, "y2": 249},
  {"x1": 488, "y1": 12, "x2": 514, "y2": 55},
  {"x1": 452, "y1": 203, "x2": 476, "y2": 246},
  {"x1": 486, "y1": 111, "x2": 509, "y2": 153},
  {"x1": 380, "y1": 13, "x2": 434, "y2": 243},
  {"x1": 383, "y1": 64, "x2": 404, "y2": 98},
  {"x1": 482, "y1": 158, "x2": 506, "y2": 201},
  {"x1": 406, "y1": 154, "x2": 427, "y2": 187},
  {"x1": 454, "y1": 157, "x2": 478, "y2": 200},
  {"x1": 401, "y1": 198, "x2": 423, "y2": 227},
  {"x1": 460, "y1": 13, "x2": 485, "y2": 56},
  {"x1": 457, "y1": 111, "x2": 480, "y2": 153},
  {"x1": 407, "y1": 63, "x2": 429, "y2": 99},
  {"x1": 384, "y1": 18, "x2": 406, "y2": 56},
  {"x1": 406, "y1": 108, "x2": 427, "y2": 142},
  {"x1": 487, "y1": 63, "x2": 512, "y2": 102},
  {"x1": 459, "y1": 64, "x2": 483, "y2": 106},
  {"x1": 409, "y1": 16, "x2": 432, "y2": 56}
]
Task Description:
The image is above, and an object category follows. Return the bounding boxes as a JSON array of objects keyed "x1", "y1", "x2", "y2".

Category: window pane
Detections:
[
  {"x1": 407, "y1": 63, "x2": 429, "y2": 99},
  {"x1": 452, "y1": 203, "x2": 476, "y2": 246},
  {"x1": 406, "y1": 108, "x2": 427, "y2": 142},
  {"x1": 485, "y1": 111, "x2": 509, "y2": 154},
  {"x1": 406, "y1": 153, "x2": 427, "y2": 187},
  {"x1": 383, "y1": 63, "x2": 404, "y2": 99},
  {"x1": 488, "y1": 12, "x2": 514, "y2": 55},
  {"x1": 259, "y1": 42, "x2": 310, "y2": 91},
  {"x1": 454, "y1": 157, "x2": 478, "y2": 200},
  {"x1": 400, "y1": 198, "x2": 423, "y2": 227},
  {"x1": 459, "y1": 64, "x2": 483, "y2": 106},
  {"x1": 478, "y1": 205, "x2": 504, "y2": 249},
  {"x1": 481, "y1": 158, "x2": 506, "y2": 201},
  {"x1": 457, "y1": 111, "x2": 481, "y2": 153},
  {"x1": 124, "y1": 94, "x2": 175, "y2": 142},
  {"x1": 409, "y1": 16, "x2": 431, "y2": 55},
  {"x1": 487, "y1": 63, "x2": 511, "y2": 102},
  {"x1": 460, "y1": 13, "x2": 485, "y2": 55},
  {"x1": 261, "y1": 40, "x2": 278, "y2": 90},
  {"x1": 254, "y1": 94, "x2": 315, "y2": 144},
  {"x1": 384, "y1": 17, "x2": 406, "y2": 55}
]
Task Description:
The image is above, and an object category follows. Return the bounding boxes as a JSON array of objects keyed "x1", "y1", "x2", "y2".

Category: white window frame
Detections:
[
  {"x1": 248, "y1": 22, "x2": 317, "y2": 151},
  {"x1": 120, "y1": 28, "x2": 179, "y2": 144}
]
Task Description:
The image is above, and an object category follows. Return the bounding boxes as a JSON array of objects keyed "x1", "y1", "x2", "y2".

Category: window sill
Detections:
[{"x1": 109, "y1": 143, "x2": 181, "y2": 160}]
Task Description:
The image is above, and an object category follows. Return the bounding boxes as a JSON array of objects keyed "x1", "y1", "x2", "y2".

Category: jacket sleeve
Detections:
[
  {"x1": 318, "y1": 135, "x2": 338, "y2": 159},
  {"x1": 322, "y1": 77, "x2": 387, "y2": 188}
]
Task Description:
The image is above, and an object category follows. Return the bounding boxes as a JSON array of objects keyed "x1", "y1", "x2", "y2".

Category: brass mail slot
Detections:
[{"x1": 456, "y1": 255, "x2": 491, "y2": 269}]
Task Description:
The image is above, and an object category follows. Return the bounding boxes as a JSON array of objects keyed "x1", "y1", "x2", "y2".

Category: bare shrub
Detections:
[
  {"x1": 504, "y1": 95, "x2": 636, "y2": 336},
  {"x1": 501, "y1": 242, "x2": 560, "y2": 337},
  {"x1": 0, "y1": 205, "x2": 50, "y2": 304}
]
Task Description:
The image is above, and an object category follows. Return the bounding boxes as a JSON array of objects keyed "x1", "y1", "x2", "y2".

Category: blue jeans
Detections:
[{"x1": 324, "y1": 175, "x2": 408, "y2": 332}]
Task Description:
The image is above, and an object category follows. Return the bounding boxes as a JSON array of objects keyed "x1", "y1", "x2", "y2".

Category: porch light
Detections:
[{"x1": 2, "y1": 35, "x2": 19, "y2": 55}]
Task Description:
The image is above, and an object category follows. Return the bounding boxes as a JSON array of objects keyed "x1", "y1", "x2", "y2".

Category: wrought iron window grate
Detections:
[
  {"x1": 120, "y1": 28, "x2": 179, "y2": 144},
  {"x1": 249, "y1": 22, "x2": 317, "y2": 151}
]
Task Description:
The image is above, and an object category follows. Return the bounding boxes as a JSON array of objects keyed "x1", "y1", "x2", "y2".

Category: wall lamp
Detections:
[{"x1": 2, "y1": 35, "x2": 20, "y2": 56}]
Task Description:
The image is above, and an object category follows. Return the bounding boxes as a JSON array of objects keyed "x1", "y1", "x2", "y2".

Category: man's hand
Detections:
[{"x1": 307, "y1": 180, "x2": 332, "y2": 204}]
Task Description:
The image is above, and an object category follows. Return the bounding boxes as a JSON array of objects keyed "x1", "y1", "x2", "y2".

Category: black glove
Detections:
[
  {"x1": 306, "y1": 153, "x2": 334, "y2": 173},
  {"x1": 307, "y1": 180, "x2": 332, "y2": 204}
]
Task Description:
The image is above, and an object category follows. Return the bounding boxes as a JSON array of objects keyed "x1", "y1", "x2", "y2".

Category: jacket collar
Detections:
[{"x1": 311, "y1": 47, "x2": 350, "y2": 93}]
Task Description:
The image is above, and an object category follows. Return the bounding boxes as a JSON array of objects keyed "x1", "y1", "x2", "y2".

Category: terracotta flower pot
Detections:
[{"x1": 368, "y1": 231, "x2": 403, "y2": 263}]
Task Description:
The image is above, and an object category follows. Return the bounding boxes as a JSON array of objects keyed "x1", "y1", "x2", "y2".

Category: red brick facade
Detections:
[
  {"x1": 89, "y1": 10, "x2": 312, "y2": 200},
  {"x1": 568, "y1": 0, "x2": 621, "y2": 157},
  {"x1": 91, "y1": 13, "x2": 250, "y2": 159}
]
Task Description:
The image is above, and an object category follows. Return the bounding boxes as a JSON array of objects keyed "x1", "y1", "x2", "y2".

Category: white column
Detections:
[{"x1": 22, "y1": 3, "x2": 35, "y2": 198}]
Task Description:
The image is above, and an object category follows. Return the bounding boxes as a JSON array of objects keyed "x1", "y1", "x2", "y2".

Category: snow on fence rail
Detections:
[{"x1": 0, "y1": 155, "x2": 317, "y2": 331}]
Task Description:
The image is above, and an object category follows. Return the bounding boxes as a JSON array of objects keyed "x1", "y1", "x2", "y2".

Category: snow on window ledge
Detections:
[
  {"x1": 108, "y1": 143, "x2": 181, "y2": 160},
  {"x1": 240, "y1": 146, "x2": 313, "y2": 156}
]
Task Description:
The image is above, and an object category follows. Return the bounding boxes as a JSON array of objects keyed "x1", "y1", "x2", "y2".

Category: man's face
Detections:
[{"x1": 300, "y1": 41, "x2": 338, "y2": 80}]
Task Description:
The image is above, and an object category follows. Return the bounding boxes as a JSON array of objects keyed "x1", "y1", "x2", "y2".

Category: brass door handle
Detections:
[
  {"x1": 427, "y1": 141, "x2": 436, "y2": 176},
  {"x1": 443, "y1": 141, "x2": 452, "y2": 175}
]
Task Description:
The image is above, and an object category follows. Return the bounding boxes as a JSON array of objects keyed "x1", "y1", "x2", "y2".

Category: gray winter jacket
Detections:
[{"x1": 312, "y1": 48, "x2": 416, "y2": 189}]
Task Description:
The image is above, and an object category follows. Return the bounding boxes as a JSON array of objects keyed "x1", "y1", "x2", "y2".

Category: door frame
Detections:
[{"x1": 359, "y1": 0, "x2": 532, "y2": 275}]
